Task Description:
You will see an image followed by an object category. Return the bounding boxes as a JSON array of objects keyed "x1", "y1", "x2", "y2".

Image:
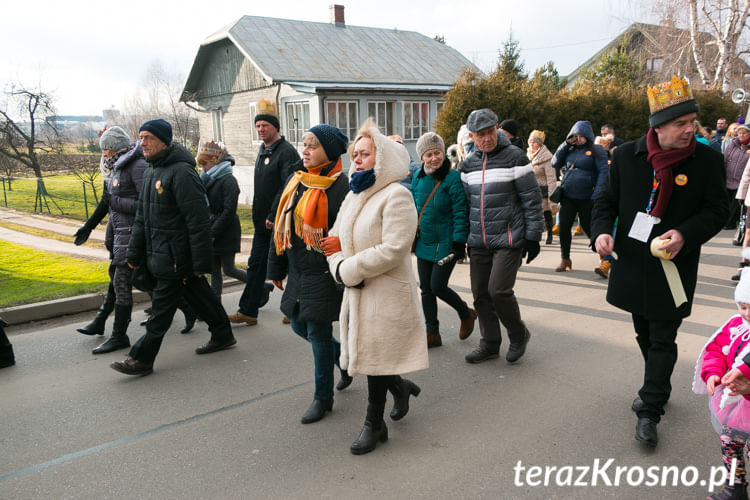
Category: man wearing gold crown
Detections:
[
  {"x1": 592, "y1": 76, "x2": 728, "y2": 447},
  {"x1": 228, "y1": 100, "x2": 300, "y2": 326}
]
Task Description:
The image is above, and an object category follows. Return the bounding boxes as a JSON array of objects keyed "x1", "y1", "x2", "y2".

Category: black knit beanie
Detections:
[
  {"x1": 309, "y1": 124, "x2": 348, "y2": 162},
  {"x1": 255, "y1": 114, "x2": 280, "y2": 132},
  {"x1": 139, "y1": 119, "x2": 172, "y2": 146}
]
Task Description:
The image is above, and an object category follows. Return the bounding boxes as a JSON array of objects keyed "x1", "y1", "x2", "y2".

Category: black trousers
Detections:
[
  {"x1": 129, "y1": 275, "x2": 233, "y2": 364},
  {"x1": 558, "y1": 197, "x2": 592, "y2": 259},
  {"x1": 632, "y1": 314, "x2": 682, "y2": 423}
]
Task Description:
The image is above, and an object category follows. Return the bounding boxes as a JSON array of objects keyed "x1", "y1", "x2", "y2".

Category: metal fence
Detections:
[{"x1": 0, "y1": 175, "x2": 102, "y2": 221}]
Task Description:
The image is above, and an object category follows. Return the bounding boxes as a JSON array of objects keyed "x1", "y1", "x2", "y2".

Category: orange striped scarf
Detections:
[{"x1": 274, "y1": 158, "x2": 342, "y2": 254}]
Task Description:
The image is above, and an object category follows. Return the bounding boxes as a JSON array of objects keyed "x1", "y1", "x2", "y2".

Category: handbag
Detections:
[
  {"x1": 549, "y1": 161, "x2": 577, "y2": 204},
  {"x1": 412, "y1": 181, "x2": 441, "y2": 253},
  {"x1": 733, "y1": 203, "x2": 746, "y2": 246}
]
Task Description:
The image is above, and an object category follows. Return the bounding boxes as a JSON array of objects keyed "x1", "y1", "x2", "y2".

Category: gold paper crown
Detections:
[
  {"x1": 198, "y1": 141, "x2": 221, "y2": 157},
  {"x1": 647, "y1": 75, "x2": 694, "y2": 114},
  {"x1": 257, "y1": 98, "x2": 277, "y2": 116}
]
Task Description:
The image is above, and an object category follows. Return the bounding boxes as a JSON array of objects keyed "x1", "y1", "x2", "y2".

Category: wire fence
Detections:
[{"x1": 0, "y1": 175, "x2": 102, "y2": 221}]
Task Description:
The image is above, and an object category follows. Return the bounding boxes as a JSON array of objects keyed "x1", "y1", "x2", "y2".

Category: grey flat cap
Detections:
[{"x1": 466, "y1": 108, "x2": 498, "y2": 132}]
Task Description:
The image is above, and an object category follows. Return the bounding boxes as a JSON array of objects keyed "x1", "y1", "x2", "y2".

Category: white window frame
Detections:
[
  {"x1": 248, "y1": 102, "x2": 260, "y2": 143},
  {"x1": 325, "y1": 100, "x2": 359, "y2": 139},
  {"x1": 211, "y1": 108, "x2": 224, "y2": 142},
  {"x1": 646, "y1": 58, "x2": 664, "y2": 72},
  {"x1": 402, "y1": 101, "x2": 430, "y2": 140},
  {"x1": 368, "y1": 101, "x2": 396, "y2": 136},
  {"x1": 285, "y1": 101, "x2": 310, "y2": 145},
  {"x1": 434, "y1": 101, "x2": 445, "y2": 127}
]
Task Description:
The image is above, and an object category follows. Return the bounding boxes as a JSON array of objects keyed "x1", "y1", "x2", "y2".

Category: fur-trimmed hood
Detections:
[{"x1": 348, "y1": 124, "x2": 410, "y2": 197}]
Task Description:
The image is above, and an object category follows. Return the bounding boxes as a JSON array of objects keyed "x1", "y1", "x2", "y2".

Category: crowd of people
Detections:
[{"x1": 2, "y1": 74, "x2": 749, "y2": 496}]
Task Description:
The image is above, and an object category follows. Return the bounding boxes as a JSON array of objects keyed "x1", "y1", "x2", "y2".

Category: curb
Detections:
[{"x1": 0, "y1": 280, "x2": 243, "y2": 326}]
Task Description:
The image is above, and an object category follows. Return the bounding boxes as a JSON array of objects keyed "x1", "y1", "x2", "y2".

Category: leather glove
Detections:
[
  {"x1": 521, "y1": 240, "x2": 540, "y2": 264},
  {"x1": 450, "y1": 241, "x2": 466, "y2": 261},
  {"x1": 74, "y1": 226, "x2": 92, "y2": 246}
]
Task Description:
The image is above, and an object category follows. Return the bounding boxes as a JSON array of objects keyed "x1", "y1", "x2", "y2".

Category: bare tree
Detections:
[
  {"x1": 642, "y1": 0, "x2": 750, "y2": 91},
  {"x1": 0, "y1": 83, "x2": 62, "y2": 188},
  {"x1": 121, "y1": 60, "x2": 199, "y2": 148},
  {"x1": 69, "y1": 154, "x2": 102, "y2": 203}
]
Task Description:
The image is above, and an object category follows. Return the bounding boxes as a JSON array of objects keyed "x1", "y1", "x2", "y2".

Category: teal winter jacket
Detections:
[{"x1": 411, "y1": 158, "x2": 469, "y2": 262}]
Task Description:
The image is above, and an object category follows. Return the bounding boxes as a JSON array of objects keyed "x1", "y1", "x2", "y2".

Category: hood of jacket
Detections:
[
  {"x1": 348, "y1": 124, "x2": 410, "y2": 194},
  {"x1": 113, "y1": 142, "x2": 145, "y2": 171},
  {"x1": 566, "y1": 121, "x2": 595, "y2": 143}
]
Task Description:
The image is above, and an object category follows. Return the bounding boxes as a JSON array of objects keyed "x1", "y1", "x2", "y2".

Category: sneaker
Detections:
[
  {"x1": 227, "y1": 311, "x2": 258, "y2": 326},
  {"x1": 465, "y1": 345, "x2": 499, "y2": 364},
  {"x1": 595, "y1": 260, "x2": 611, "y2": 278}
]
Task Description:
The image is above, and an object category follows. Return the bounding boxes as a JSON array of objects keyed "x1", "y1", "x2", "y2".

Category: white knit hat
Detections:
[{"x1": 736, "y1": 248, "x2": 750, "y2": 304}]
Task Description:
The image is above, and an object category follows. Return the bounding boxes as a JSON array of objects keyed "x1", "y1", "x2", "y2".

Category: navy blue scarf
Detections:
[{"x1": 349, "y1": 169, "x2": 376, "y2": 193}]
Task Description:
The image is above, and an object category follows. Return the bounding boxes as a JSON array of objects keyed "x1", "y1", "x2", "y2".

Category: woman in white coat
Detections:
[{"x1": 322, "y1": 121, "x2": 428, "y2": 455}]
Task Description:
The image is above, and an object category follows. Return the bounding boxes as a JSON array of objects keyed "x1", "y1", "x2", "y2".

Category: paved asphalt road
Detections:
[{"x1": 0, "y1": 232, "x2": 743, "y2": 499}]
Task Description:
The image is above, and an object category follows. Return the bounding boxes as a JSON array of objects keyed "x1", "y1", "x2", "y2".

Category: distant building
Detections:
[
  {"x1": 180, "y1": 5, "x2": 478, "y2": 203},
  {"x1": 565, "y1": 22, "x2": 750, "y2": 90}
]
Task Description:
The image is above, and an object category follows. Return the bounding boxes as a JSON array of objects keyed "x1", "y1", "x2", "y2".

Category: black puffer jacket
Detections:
[
  {"x1": 267, "y1": 161, "x2": 349, "y2": 323},
  {"x1": 127, "y1": 142, "x2": 212, "y2": 279},
  {"x1": 202, "y1": 155, "x2": 241, "y2": 256},
  {"x1": 252, "y1": 136, "x2": 300, "y2": 229},
  {"x1": 107, "y1": 143, "x2": 148, "y2": 266},
  {"x1": 460, "y1": 132, "x2": 543, "y2": 249}
]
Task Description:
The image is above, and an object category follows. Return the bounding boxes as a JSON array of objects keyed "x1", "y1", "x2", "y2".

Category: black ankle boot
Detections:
[
  {"x1": 300, "y1": 398, "x2": 333, "y2": 424},
  {"x1": 336, "y1": 368, "x2": 353, "y2": 391},
  {"x1": 0, "y1": 318, "x2": 14, "y2": 368},
  {"x1": 77, "y1": 284, "x2": 116, "y2": 335},
  {"x1": 351, "y1": 404, "x2": 388, "y2": 455},
  {"x1": 181, "y1": 310, "x2": 197, "y2": 334},
  {"x1": 389, "y1": 377, "x2": 421, "y2": 421},
  {"x1": 92, "y1": 304, "x2": 131, "y2": 354}
]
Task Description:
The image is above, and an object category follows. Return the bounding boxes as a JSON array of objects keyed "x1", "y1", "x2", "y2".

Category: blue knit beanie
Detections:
[
  {"x1": 139, "y1": 118, "x2": 172, "y2": 146},
  {"x1": 309, "y1": 124, "x2": 348, "y2": 162}
]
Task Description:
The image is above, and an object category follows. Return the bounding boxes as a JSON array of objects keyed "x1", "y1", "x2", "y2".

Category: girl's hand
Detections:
[{"x1": 707, "y1": 374, "x2": 721, "y2": 395}]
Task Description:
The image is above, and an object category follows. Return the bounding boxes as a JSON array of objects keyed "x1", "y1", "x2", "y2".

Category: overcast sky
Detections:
[{"x1": 1, "y1": 0, "x2": 647, "y2": 116}]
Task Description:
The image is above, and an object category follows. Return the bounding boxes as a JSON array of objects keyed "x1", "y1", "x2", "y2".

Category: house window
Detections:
[
  {"x1": 248, "y1": 102, "x2": 260, "y2": 142},
  {"x1": 646, "y1": 58, "x2": 664, "y2": 72},
  {"x1": 285, "y1": 101, "x2": 310, "y2": 145},
  {"x1": 211, "y1": 109, "x2": 224, "y2": 142},
  {"x1": 325, "y1": 101, "x2": 358, "y2": 139},
  {"x1": 367, "y1": 101, "x2": 396, "y2": 135},
  {"x1": 402, "y1": 101, "x2": 429, "y2": 140},
  {"x1": 434, "y1": 102, "x2": 445, "y2": 127}
]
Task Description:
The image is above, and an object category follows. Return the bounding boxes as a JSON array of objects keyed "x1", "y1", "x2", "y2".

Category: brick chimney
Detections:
[{"x1": 329, "y1": 4, "x2": 345, "y2": 27}]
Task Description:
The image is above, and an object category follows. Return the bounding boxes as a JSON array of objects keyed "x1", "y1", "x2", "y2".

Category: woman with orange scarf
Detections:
[{"x1": 268, "y1": 124, "x2": 352, "y2": 424}]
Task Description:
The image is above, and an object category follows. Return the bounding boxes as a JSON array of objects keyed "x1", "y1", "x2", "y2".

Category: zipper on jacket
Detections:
[
  {"x1": 507, "y1": 224, "x2": 512, "y2": 246},
  {"x1": 434, "y1": 186, "x2": 440, "y2": 261},
  {"x1": 481, "y1": 153, "x2": 487, "y2": 247}
]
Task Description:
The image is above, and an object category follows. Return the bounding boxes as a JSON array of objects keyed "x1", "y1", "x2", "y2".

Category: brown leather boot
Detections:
[
  {"x1": 459, "y1": 309, "x2": 477, "y2": 340},
  {"x1": 426, "y1": 332, "x2": 442, "y2": 348},
  {"x1": 555, "y1": 258, "x2": 572, "y2": 272}
]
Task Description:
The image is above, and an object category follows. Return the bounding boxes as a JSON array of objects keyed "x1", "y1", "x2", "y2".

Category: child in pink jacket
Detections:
[{"x1": 694, "y1": 254, "x2": 750, "y2": 500}]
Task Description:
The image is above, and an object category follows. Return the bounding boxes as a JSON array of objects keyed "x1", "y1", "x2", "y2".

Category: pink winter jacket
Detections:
[{"x1": 701, "y1": 315, "x2": 750, "y2": 401}]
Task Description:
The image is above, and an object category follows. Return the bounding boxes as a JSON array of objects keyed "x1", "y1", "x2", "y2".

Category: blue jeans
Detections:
[
  {"x1": 237, "y1": 227, "x2": 271, "y2": 317},
  {"x1": 289, "y1": 313, "x2": 340, "y2": 401}
]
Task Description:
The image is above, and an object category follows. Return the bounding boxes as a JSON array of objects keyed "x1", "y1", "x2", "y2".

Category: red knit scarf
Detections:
[{"x1": 646, "y1": 128, "x2": 696, "y2": 218}]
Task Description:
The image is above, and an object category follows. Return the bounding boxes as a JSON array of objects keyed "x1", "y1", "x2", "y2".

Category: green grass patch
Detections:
[
  {"x1": 0, "y1": 221, "x2": 107, "y2": 248},
  {"x1": 1, "y1": 175, "x2": 103, "y2": 221},
  {"x1": 0, "y1": 240, "x2": 110, "y2": 308}
]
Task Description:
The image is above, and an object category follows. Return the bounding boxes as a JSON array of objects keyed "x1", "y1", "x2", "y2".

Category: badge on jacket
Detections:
[
  {"x1": 675, "y1": 174, "x2": 688, "y2": 186},
  {"x1": 112, "y1": 178, "x2": 119, "y2": 187},
  {"x1": 155, "y1": 180, "x2": 164, "y2": 194},
  {"x1": 264, "y1": 157, "x2": 270, "y2": 165}
]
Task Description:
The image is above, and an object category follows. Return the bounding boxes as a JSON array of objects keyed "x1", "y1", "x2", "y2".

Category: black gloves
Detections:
[
  {"x1": 74, "y1": 226, "x2": 93, "y2": 246},
  {"x1": 521, "y1": 241, "x2": 540, "y2": 264},
  {"x1": 450, "y1": 241, "x2": 466, "y2": 261}
]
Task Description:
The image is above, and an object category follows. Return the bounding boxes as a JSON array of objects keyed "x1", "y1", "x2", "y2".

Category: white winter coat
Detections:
[{"x1": 327, "y1": 126, "x2": 429, "y2": 376}]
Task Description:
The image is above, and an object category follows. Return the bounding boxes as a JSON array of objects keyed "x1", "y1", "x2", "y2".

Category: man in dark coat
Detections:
[
  {"x1": 111, "y1": 119, "x2": 236, "y2": 376},
  {"x1": 592, "y1": 77, "x2": 728, "y2": 446},
  {"x1": 227, "y1": 100, "x2": 300, "y2": 326},
  {"x1": 461, "y1": 109, "x2": 543, "y2": 365}
]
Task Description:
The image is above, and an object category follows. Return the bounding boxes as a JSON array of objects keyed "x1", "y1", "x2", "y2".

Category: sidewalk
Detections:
[{"x1": 0, "y1": 207, "x2": 248, "y2": 325}]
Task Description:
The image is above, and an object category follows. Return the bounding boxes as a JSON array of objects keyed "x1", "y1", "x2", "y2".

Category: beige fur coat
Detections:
[{"x1": 327, "y1": 126, "x2": 428, "y2": 376}]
